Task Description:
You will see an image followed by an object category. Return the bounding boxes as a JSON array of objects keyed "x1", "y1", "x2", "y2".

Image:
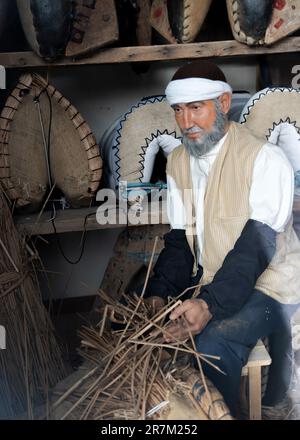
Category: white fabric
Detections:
[
  {"x1": 143, "y1": 135, "x2": 182, "y2": 182},
  {"x1": 156, "y1": 134, "x2": 181, "y2": 157},
  {"x1": 142, "y1": 137, "x2": 160, "y2": 182},
  {"x1": 249, "y1": 144, "x2": 294, "y2": 232},
  {"x1": 267, "y1": 122, "x2": 300, "y2": 173},
  {"x1": 165, "y1": 78, "x2": 233, "y2": 106},
  {"x1": 238, "y1": 87, "x2": 300, "y2": 175},
  {"x1": 167, "y1": 136, "x2": 294, "y2": 264}
]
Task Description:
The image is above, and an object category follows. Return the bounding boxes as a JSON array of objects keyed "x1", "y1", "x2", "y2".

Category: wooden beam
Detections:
[
  {"x1": 1, "y1": 37, "x2": 300, "y2": 68},
  {"x1": 14, "y1": 199, "x2": 300, "y2": 236},
  {"x1": 14, "y1": 204, "x2": 169, "y2": 235},
  {"x1": 15, "y1": 207, "x2": 119, "y2": 235},
  {"x1": 248, "y1": 366, "x2": 262, "y2": 420}
]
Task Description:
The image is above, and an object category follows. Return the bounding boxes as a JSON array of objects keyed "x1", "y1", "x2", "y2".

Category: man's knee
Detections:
[
  {"x1": 195, "y1": 322, "x2": 226, "y2": 356},
  {"x1": 195, "y1": 318, "x2": 238, "y2": 346},
  {"x1": 195, "y1": 320, "x2": 250, "y2": 370}
]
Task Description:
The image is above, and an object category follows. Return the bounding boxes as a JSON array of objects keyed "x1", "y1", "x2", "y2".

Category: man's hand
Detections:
[
  {"x1": 144, "y1": 296, "x2": 166, "y2": 316},
  {"x1": 164, "y1": 299, "x2": 212, "y2": 342}
]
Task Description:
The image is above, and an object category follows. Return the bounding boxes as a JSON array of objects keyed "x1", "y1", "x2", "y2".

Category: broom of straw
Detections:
[{"x1": 0, "y1": 189, "x2": 66, "y2": 419}]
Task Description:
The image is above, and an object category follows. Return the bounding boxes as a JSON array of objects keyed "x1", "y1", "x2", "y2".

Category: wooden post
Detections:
[{"x1": 248, "y1": 365, "x2": 262, "y2": 420}]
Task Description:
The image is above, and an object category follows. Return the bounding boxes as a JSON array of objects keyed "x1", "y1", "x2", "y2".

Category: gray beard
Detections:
[{"x1": 182, "y1": 99, "x2": 228, "y2": 158}]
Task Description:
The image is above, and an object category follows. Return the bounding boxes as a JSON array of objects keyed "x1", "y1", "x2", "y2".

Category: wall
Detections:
[{"x1": 34, "y1": 59, "x2": 258, "y2": 299}]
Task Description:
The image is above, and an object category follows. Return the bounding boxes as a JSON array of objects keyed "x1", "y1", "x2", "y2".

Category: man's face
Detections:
[
  {"x1": 172, "y1": 98, "x2": 228, "y2": 158},
  {"x1": 173, "y1": 99, "x2": 217, "y2": 139}
]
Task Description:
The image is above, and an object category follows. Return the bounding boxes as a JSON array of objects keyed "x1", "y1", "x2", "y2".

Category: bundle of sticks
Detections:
[
  {"x1": 0, "y1": 189, "x2": 66, "y2": 418},
  {"x1": 50, "y1": 242, "x2": 233, "y2": 420}
]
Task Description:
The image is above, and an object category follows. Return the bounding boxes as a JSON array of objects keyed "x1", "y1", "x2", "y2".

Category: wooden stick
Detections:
[
  {"x1": 96, "y1": 301, "x2": 181, "y2": 382},
  {"x1": 116, "y1": 301, "x2": 223, "y2": 371},
  {"x1": 29, "y1": 183, "x2": 56, "y2": 239},
  {"x1": 144, "y1": 347, "x2": 163, "y2": 405},
  {"x1": 116, "y1": 236, "x2": 159, "y2": 343},
  {"x1": 140, "y1": 236, "x2": 159, "y2": 298},
  {"x1": 105, "y1": 236, "x2": 161, "y2": 360},
  {"x1": 0, "y1": 237, "x2": 19, "y2": 272},
  {"x1": 99, "y1": 305, "x2": 108, "y2": 337},
  {"x1": 135, "y1": 350, "x2": 151, "y2": 419},
  {"x1": 83, "y1": 348, "x2": 151, "y2": 419},
  {"x1": 172, "y1": 343, "x2": 180, "y2": 365},
  {"x1": 128, "y1": 339, "x2": 224, "y2": 373},
  {"x1": 51, "y1": 366, "x2": 100, "y2": 410},
  {"x1": 130, "y1": 300, "x2": 182, "y2": 340}
]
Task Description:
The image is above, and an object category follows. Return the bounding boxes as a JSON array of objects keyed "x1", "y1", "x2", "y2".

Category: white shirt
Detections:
[{"x1": 167, "y1": 134, "x2": 294, "y2": 264}]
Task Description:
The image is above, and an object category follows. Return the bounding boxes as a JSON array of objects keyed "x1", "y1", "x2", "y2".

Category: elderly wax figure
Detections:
[{"x1": 144, "y1": 60, "x2": 300, "y2": 416}]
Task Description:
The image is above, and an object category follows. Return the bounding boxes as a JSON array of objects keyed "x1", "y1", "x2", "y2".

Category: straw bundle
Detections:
[
  {"x1": 50, "y1": 288, "x2": 233, "y2": 420},
  {"x1": 0, "y1": 189, "x2": 66, "y2": 419}
]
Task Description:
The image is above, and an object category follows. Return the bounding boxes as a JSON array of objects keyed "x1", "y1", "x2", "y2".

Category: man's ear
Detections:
[{"x1": 219, "y1": 92, "x2": 232, "y2": 114}]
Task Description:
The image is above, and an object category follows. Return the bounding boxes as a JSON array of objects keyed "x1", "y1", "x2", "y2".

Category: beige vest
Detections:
[{"x1": 166, "y1": 122, "x2": 300, "y2": 304}]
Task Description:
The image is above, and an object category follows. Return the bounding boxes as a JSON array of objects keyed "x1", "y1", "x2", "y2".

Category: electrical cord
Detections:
[
  {"x1": 34, "y1": 83, "x2": 91, "y2": 265},
  {"x1": 51, "y1": 211, "x2": 96, "y2": 265}
]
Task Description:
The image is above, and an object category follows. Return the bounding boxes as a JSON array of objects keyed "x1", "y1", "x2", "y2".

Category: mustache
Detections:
[{"x1": 182, "y1": 126, "x2": 204, "y2": 135}]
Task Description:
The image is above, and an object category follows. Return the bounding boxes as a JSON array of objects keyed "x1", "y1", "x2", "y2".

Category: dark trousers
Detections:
[{"x1": 194, "y1": 289, "x2": 296, "y2": 416}]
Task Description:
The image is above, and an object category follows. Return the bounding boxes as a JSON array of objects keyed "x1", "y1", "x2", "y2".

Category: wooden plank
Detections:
[
  {"x1": 15, "y1": 207, "x2": 108, "y2": 235},
  {"x1": 14, "y1": 199, "x2": 300, "y2": 236},
  {"x1": 241, "y1": 340, "x2": 271, "y2": 376},
  {"x1": 15, "y1": 196, "x2": 300, "y2": 236},
  {"x1": 248, "y1": 366, "x2": 262, "y2": 420},
  {"x1": 1, "y1": 37, "x2": 300, "y2": 68},
  {"x1": 14, "y1": 204, "x2": 169, "y2": 235}
]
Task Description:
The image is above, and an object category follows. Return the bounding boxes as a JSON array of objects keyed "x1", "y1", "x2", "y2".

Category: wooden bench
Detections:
[{"x1": 241, "y1": 339, "x2": 272, "y2": 420}]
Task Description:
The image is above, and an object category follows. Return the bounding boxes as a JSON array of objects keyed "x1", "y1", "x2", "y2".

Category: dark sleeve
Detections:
[
  {"x1": 199, "y1": 219, "x2": 277, "y2": 320},
  {"x1": 144, "y1": 229, "x2": 194, "y2": 299}
]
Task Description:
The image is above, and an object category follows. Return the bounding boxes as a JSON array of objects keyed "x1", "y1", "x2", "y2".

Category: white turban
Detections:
[{"x1": 165, "y1": 78, "x2": 232, "y2": 106}]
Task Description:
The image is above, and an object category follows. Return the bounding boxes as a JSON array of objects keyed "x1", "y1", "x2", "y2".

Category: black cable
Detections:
[
  {"x1": 33, "y1": 86, "x2": 54, "y2": 186},
  {"x1": 35, "y1": 84, "x2": 92, "y2": 265},
  {"x1": 45, "y1": 88, "x2": 54, "y2": 186},
  {"x1": 51, "y1": 211, "x2": 96, "y2": 265}
]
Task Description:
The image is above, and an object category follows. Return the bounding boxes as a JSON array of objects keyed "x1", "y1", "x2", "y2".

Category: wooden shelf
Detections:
[
  {"x1": 14, "y1": 199, "x2": 300, "y2": 235},
  {"x1": 14, "y1": 204, "x2": 169, "y2": 235},
  {"x1": 1, "y1": 37, "x2": 300, "y2": 68}
]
